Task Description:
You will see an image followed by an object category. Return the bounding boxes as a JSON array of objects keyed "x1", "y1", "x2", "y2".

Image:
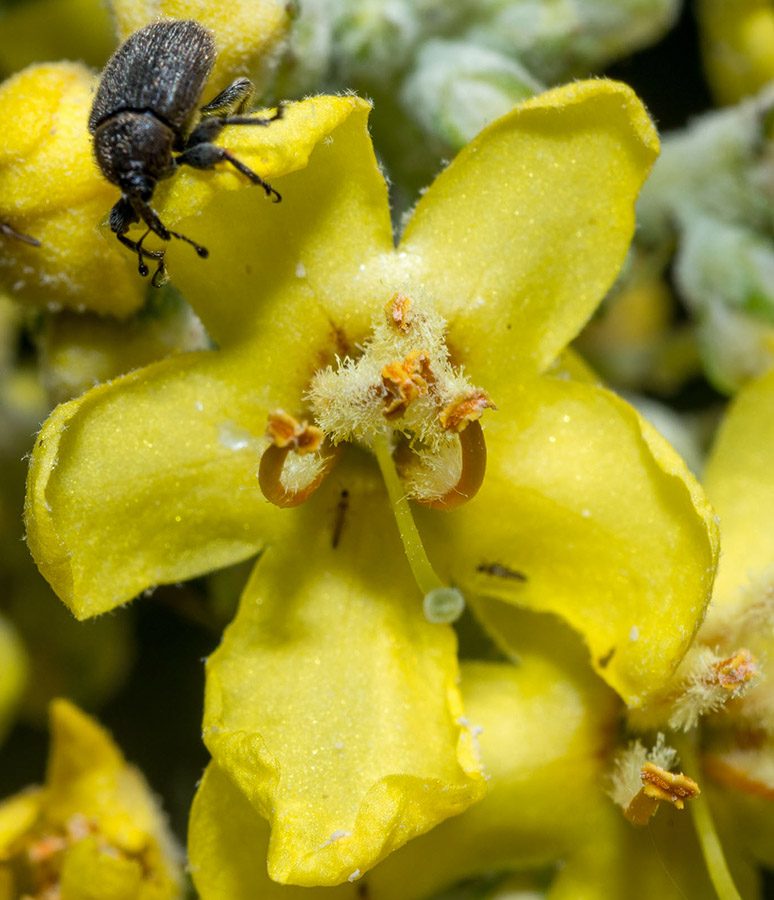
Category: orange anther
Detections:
[
  {"x1": 712, "y1": 649, "x2": 759, "y2": 690},
  {"x1": 385, "y1": 292, "x2": 414, "y2": 332},
  {"x1": 381, "y1": 350, "x2": 434, "y2": 419},
  {"x1": 266, "y1": 410, "x2": 324, "y2": 455},
  {"x1": 439, "y1": 389, "x2": 496, "y2": 433}
]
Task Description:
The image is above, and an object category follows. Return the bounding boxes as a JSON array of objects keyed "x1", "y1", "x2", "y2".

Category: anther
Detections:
[
  {"x1": 712, "y1": 649, "x2": 759, "y2": 690},
  {"x1": 624, "y1": 761, "x2": 700, "y2": 825},
  {"x1": 381, "y1": 350, "x2": 434, "y2": 419},
  {"x1": 259, "y1": 411, "x2": 337, "y2": 508},
  {"x1": 385, "y1": 292, "x2": 415, "y2": 333}
]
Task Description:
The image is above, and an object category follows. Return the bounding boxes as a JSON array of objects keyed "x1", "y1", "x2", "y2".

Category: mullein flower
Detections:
[
  {"x1": 24, "y1": 79, "x2": 718, "y2": 885},
  {"x1": 696, "y1": 0, "x2": 774, "y2": 106},
  {"x1": 0, "y1": 63, "x2": 145, "y2": 317},
  {"x1": 109, "y1": 0, "x2": 292, "y2": 97},
  {"x1": 0, "y1": 699, "x2": 182, "y2": 899}
]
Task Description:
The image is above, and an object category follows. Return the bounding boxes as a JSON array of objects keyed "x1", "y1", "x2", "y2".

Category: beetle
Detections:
[
  {"x1": 1, "y1": 221, "x2": 41, "y2": 247},
  {"x1": 89, "y1": 19, "x2": 282, "y2": 284}
]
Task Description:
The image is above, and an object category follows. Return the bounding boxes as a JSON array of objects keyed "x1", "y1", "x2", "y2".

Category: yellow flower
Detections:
[
  {"x1": 0, "y1": 616, "x2": 26, "y2": 746},
  {"x1": 25, "y1": 82, "x2": 718, "y2": 883},
  {"x1": 696, "y1": 0, "x2": 774, "y2": 105},
  {"x1": 109, "y1": 0, "x2": 291, "y2": 97},
  {"x1": 0, "y1": 63, "x2": 145, "y2": 317},
  {"x1": 189, "y1": 611, "x2": 748, "y2": 900},
  {"x1": 0, "y1": 699, "x2": 182, "y2": 900}
]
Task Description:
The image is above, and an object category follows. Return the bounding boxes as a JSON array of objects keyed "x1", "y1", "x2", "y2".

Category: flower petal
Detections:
[
  {"x1": 419, "y1": 375, "x2": 718, "y2": 706},
  {"x1": 703, "y1": 368, "x2": 774, "y2": 611},
  {"x1": 192, "y1": 627, "x2": 616, "y2": 900},
  {"x1": 159, "y1": 96, "x2": 393, "y2": 347},
  {"x1": 25, "y1": 348, "x2": 301, "y2": 619},
  {"x1": 398, "y1": 80, "x2": 659, "y2": 381},
  {"x1": 203, "y1": 456, "x2": 485, "y2": 886},
  {"x1": 0, "y1": 63, "x2": 144, "y2": 317},
  {"x1": 188, "y1": 763, "x2": 356, "y2": 900}
]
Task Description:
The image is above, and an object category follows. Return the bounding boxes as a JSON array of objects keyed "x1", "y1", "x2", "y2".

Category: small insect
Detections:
[
  {"x1": 89, "y1": 19, "x2": 282, "y2": 284},
  {"x1": 1, "y1": 220, "x2": 41, "y2": 247}
]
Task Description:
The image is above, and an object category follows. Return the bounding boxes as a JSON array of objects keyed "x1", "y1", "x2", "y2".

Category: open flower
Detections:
[
  {"x1": 0, "y1": 699, "x2": 182, "y2": 899},
  {"x1": 26, "y1": 82, "x2": 718, "y2": 883}
]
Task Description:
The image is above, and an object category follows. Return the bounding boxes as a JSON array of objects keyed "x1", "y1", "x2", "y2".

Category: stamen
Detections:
[
  {"x1": 672, "y1": 733, "x2": 743, "y2": 900},
  {"x1": 624, "y1": 761, "x2": 700, "y2": 825},
  {"x1": 373, "y1": 435, "x2": 465, "y2": 623},
  {"x1": 381, "y1": 350, "x2": 434, "y2": 419},
  {"x1": 385, "y1": 292, "x2": 415, "y2": 333},
  {"x1": 414, "y1": 420, "x2": 488, "y2": 510},
  {"x1": 259, "y1": 411, "x2": 337, "y2": 508}
]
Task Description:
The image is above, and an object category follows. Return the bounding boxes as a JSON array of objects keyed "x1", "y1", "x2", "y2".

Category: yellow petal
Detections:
[
  {"x1": 44, "y1": 701, "x2": 182, "y2": 891},
  {"x1": 703, "y1": 368, "x2": 774, "y2": 611},
  {"x1": 366, "y1": 648, "x2": 618, "y2": 899},
  {"x1": 60, "y1": 837, "x2": 143, "y2": 900},
  {"x1": 0, "y1": 63, "x2": 144, "y2": 316},
  {"x1": 111, "y1": 0, "x2": 291, "y2": 96},
  {"x1": 188, "y1": 764, "x2": 355, "y2": 900},
  {"x1": 398, "y1": 79, "x2": 659, "y2": 383},
  {"x1": 0, "y1": 790, "x2": 42, "y2": 854},
  {"x1": 420, "y1": 375, "x2": 718, "y2": 706},
  {"x1": 25, "y1": 349, "x2": 299, "y2": 618},
  {"x1": 204, "y1": 455, "x2": 485, "y2": 886},
  {"x1": 0, "y1": 0, "x2": 114, "y2": 76},
  {"x1": 191, "y1": 626, "x2": 616, "y2": 900},
  {"x1": 160, "y1": 95, "x2": 392, "y2": 347},
  {"x1": 0, "y1": 614, "x2": 27, "y2": 743},
  {"x1": 697, "y1": 0, "x2": 774, "y2": 105}
]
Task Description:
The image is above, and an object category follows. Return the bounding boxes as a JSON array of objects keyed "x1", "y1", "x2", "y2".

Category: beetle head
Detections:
[{"x1": 93, "y1": 112, "x2": 176, "y2": 200}]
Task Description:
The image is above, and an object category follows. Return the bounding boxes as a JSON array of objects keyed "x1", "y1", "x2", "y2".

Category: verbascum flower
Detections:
[
  {"x1": 110, "y1": 0, "x2": 292, "y2": 96},
  {"x1": 25, "y1": 82, "x2": 718, "y2": 883},
  {"x1": 0, "y1": 63, "x2": 145, "y2": 317},
  {"x1": 189, "y1": 611, "x2": 754, "y2": 899},
  {"x1": 0, "y1": 699, "x2": 182, "y2": 899},
  {"x1": 0, "y1": 0, "x2": 114, "y2": 78},
  {"x1": 697, "y1": 0, "x2": 774, "y2": 105}
]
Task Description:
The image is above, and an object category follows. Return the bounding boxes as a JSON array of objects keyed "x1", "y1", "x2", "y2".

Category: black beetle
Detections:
[
  {"x1": 1, "y1": 221, "x2": 41, "y2": 247},
  {"x1": 89, "y1": 19, "x2": 282, "y2": 284}
]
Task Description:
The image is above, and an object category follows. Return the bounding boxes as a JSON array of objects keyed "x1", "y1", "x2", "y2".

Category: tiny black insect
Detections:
[
  {"x1": 89, "y1": 19, "x2": 282, "y2": 284},
  {"x1": 1, "y1": 220, "x2": 41, "y2": 247}
]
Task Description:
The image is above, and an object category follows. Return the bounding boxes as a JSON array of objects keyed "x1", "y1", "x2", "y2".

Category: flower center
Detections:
[{"x1": 257, "y1": 291, "x2": 496, "y2": 621}]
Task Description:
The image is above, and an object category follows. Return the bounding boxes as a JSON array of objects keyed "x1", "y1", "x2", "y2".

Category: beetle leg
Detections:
[
  {"x1": 116, "y1": 229, "x2": 165, "y2": 278},
  {"x1": 136, "y1": 198, "x2": 209, "y2": 259},
  {"x1": 177, "y1": 142, "x2": 281, "y2": 202},
  {"x1": 1, "y1": 221, "x2": 41, "y2": 247},
  {"x1": 199, "y1": 77, "x2": 254, "y2": 117}
]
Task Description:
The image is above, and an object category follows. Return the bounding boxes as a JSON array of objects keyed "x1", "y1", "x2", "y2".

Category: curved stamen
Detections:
[
  {"x1": 258, "y1": 443, "x2": 339, "y2": 508},
  {"x1": 414, "y1": 420, "x2": 488, "y2": 510}
]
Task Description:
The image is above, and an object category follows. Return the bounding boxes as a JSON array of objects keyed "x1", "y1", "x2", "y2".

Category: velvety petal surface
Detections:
[
  {"x1": 398, "y1": 80, "x2": 659, "y2": 383},
  {"x1": 24, "y1": 343, "x2": 314, "y2": 619},
  {"x1": 419, "y1": 375, "x2": 718, "y2": 706},
  {"x1": 203, "y1": 454, "x2": 485, "y2": 886},
  {"x1": 703, "y1": 368, "x2": 774, "y2": 610},
  {"x1": 191, "y1": 620, "x2": 615, "y2": 900},
  {"x1": 160, "y1": 95, "x2": 393, "y2": 347}
]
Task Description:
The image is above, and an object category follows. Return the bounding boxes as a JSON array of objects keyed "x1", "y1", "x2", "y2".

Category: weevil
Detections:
[
  {"x1": 1, "y1": 221, "x2": 41, "y2": 247},
  {"x1": 89, "y1": 19, "x2": 282, "y2": 284}
]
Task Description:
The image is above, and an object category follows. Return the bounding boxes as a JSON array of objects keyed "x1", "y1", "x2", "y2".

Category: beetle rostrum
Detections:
[{"x1": 90, "y1": 19, "x2": 283, "y2": 285}]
